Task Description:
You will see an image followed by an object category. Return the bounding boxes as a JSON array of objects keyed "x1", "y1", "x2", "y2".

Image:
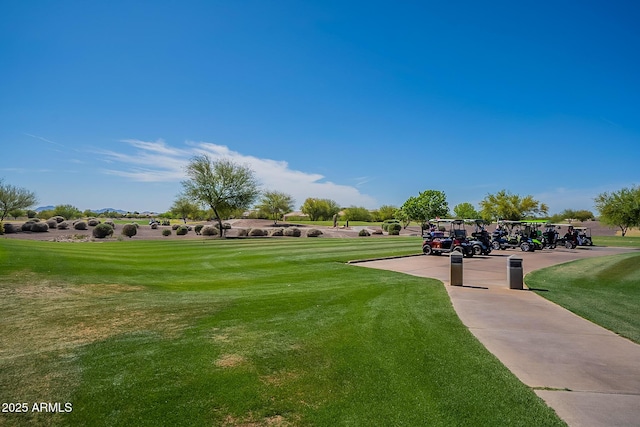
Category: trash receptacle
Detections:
[
  {"x1": 450, "y1": 251, "x2": 463, "y2": 286},
  {"x1": 507, "y1": 255, "x2": 523, "y2": 289}
]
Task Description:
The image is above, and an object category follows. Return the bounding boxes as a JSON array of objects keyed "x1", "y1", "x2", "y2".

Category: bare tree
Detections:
[
  {"x1": 0, "y1": 179, "x2": 38, "y2": 221},
  {"x1": 181, "y1": 155, "x2": 260, "y2": 236}
]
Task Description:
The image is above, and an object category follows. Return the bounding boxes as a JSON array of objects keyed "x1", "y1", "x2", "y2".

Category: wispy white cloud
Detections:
[
  {"x1": 24, "y1": 133, "x2": 64, "y2": 146},
  {"x1": 97, "y1": 139, "x2": 377, "y2": 207}
]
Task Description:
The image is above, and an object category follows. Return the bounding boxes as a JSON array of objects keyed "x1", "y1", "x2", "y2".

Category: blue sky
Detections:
[{"x1": 1, "y1": 1, "x2": 639, "y2": 214}]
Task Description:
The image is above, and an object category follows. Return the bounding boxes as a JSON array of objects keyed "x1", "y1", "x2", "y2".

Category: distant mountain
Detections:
[
  {"x1": 94, "y1": 208, "x2": 128, "y2": 214},
  {"x1": 35, "y1": 206, "x2": 129, "y2": 214}
]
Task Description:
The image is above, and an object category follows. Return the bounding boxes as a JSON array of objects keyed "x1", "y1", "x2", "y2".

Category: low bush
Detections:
[
  {"x1": 21, "y1": 222, "x2": 34, "y2": 232},
  {"x1": 172, "y1": 224, "x2": 180, "y2": 230},
  {"x1": 284, "y1": 227, "x2": 301, "y2": 237},
  {"x1": 87, "y1": 218, "x2": 101, "y2": 226},
  {"x1": 52, "y1": 216, "x2": 65, "y2": 223},
  {"x1": 104, "y1": 220, "x2": 115, "y2": 229},
  {"x1": 46, "y1": 219, "x2": 58, "y2": 229},
  {"x1": 306, "y1": 229, "x2": 323, "y2": 237},
  {"x1": 162, "y1": 229, "x2": 172, "y2": 237},
  {"x1": 387, "y1": 223, "x2": 402, "y2": 234},
  {"x1": 270, "y1": 228, "x2": 284, "y2": 236},
  {"x1": 74, "y1": 221, "x2": 88, "y2": 230},
  {"x1": 176, "y1": 226, "x2": 189, "y2": 236},
  {"x1": 359, "y1": 229, "x2": 371, "y2": 237},
  {"x1": 121, "y1": 223, "x2": 138, "y2": 238},
  {"x1": 382, "y1": 220, "x2": 401, "y2": 232},
  {"x1": 58, "y1": 221, "x2": 69, "y2": 230},
  {"x1": 194, "y1": 224, "x2": 204, "y2": 235},
  {"x1": 3, "y1": 223, "x2": 19, "y2": 233},
  {"x1": 236, "y1": 228, "x2": 249, "y2": 237},
  {"x1": 151, "y1": 223, "x2": 158, "y2": 229},
  {"x1": 248, "y1": 228, "x2": 266, "y2": 237},
  {"x1": 161, "y1": 220, "x2": 171, "y2": 226},
  {"x1": 371, "y1": 229, "x2": 383, "y2": 235},
  {"x1": 92, "y1": 223, "x2": 114, "y2": 239},
  {"x1": 31, "y1": 222, "x2": 49, "y2": 232},
  {"x1": 222, "y1": 222, "x2": 232, "y2": 230},
  {"x1": 201, "y1": 226, "x2": 219, "y2": 236}
]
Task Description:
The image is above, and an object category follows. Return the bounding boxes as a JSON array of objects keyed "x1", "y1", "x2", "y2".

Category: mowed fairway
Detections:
[
  {"x1": 0, "y1": 238, "x2": 564, "y2": 426},
  {"x1": 527, "y1": 251, "x2": 640, "y2": 344}
]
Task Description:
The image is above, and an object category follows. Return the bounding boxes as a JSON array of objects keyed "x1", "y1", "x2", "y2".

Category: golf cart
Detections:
[
  {"x1": 551, "y1": 224, "x2": 582, "y2": 249},
  {"x1": 573, "y1": 227, "x2": 593, "y2": 246},
  {"x1": 422, "y1": 219, "x2": 474, "y2": 257},
  {"x1": 522, "y1": 220, "x2": 548, "y2": 250},
  {"x1": 491, "y1": 220, "x2": 536, "y2": 252},
  {"x1": 467, "y1": 219, "x2": 493, "y2": 255}
]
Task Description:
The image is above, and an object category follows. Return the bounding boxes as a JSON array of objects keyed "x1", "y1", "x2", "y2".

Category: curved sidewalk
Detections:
[{"x1": 357, "y1": 246, "x2": 640, "y2": 427}]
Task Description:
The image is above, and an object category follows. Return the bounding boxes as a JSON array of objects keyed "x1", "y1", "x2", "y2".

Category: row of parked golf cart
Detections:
[{"x1": 422, "y1": 219, "x2": 593, "y2": 257}]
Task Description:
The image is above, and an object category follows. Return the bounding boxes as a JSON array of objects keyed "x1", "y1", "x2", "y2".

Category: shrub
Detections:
[
  {"x1": 31, "y1": 222, "x2": 49, "y2": 232},
  {"x1": 87, "y1": 218, "x2": 101, "y2": 226},
  {"x1": 236, "y1": 228, "x2": 249, "y2": 237},
  {"x1": 21, "y1": 222, "x2": 34, "y2": 231},
  {"x1": 122, "y1": 223, "x2": 138, "y2": 238},
  {"x1": 52, "y1": 215, "x2": 65, "y2": 223},
  {"x1": 371, "y1": 229, "x2": 383, "y2": 235},
  {"x1": 172, "y1": 224, "x2": 180, "y2": 230},
  {"x1": 46, "y1": 219, "x2": 58, "y2": 229},
  {"x1": 359, "y1": 229, "x2": 371, "y2": 237},
  {"x1": 151, "y1": 223, "x2": 158, "y2": 229},
  {"x1": 222, "y1": 222, "x2": 232, "y2": 230},
  {"x1": 201, "y1": 226, "x2": 219, "y2": 236},
  {"x1": 161, "y1": 220, "x2": 171, "y2": 226},
  {"x1": 0, "y1": 222, "x2": 3, "y2": 235},
  {"x1": 3, "y1": 223, "x2": 19, "y2": 233},
  {"x1": 284, "y1": 227, "x2": 301, "y2": 237},
  {"x1": 74, "y1": 221, "x2": 88, "y2": 230},
  {"x1": 306, "y1": 228, "x2": 323, "y2": 237},
  {"x1": 194, "y1": 224, "x2": 204, "y2": 235},
  {"x1": 382, "y1": 219, "x2": 401, "y2": 232},
  {"x1": 248, "y1": 228, "x2": 266, "y2": 237},
  {"x1": 104, "y1": 220, "x2": 115, "y2": 229},
  {"x1": 58, "y1": 221, "x2": 69, "y2": 230},
  {"x1": 92, "y1": 223, "x2": 114, "y2": 239},
  {"x1": 176, "y1": 225, "x2": 189, "y2": 235},
  {"x1": 162, "y1": 229, "x2": 172, "y2": 237},
  {"x1": 387, "y1": 223, "x2": 402, "y2": 234},
  {"x1": 270, "y1": 228, "x2": 284, "y2": 236}
]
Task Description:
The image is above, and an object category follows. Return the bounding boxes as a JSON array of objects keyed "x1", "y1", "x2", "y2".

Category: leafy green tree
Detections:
[
  {"x1": 548, "y1": 209, "x2": 595, "y2": 223},
  {"x1": 401, "y1": 190, "x2": 449, "y2": 233},
  {"x1": 170, "y1": 196, "x2": 199, "y2": 223},
  {"x1": 479, "y1": 189, "x2": 548, "y2": 221},
  {"x1": 257, "y1": 191, "x2": 295, "y2": 225},
  {"x1": 8, "y1": 209, "x2": 24, "y2": 219},
  {"x1": 37, "y1": 209, "x2": 55, "y2": 219},
  {"x1": 0, "y1": 179, "x2": 38, "y2": 221},
  {"x1": 394, "y1": 208, "x2": 411, "y2": 229},
  {"x1": 594, "y1": 186, "x2": 640, "y2": 237},
  {"x1": 300, "y1": 198, "x2": 340, "y2": 221},
  {"x1": 53, "y1": 204, "x2": 82, "y2": 220},
  {"x1": 375, "y1": 205, "x2": 397, "y2": 221},
  {"x1": 453, "y1": 202, "x2": 480, "y2": 219},
  {"x1": 342, "y1": 206, "x2": 372, "y2": 222},
  {"x1": 182, "y1": 155, "x2": 260, "y2": 236}
]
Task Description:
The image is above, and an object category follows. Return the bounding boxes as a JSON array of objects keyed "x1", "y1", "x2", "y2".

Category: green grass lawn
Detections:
[
  {"x1": 0, "y1": 238, "x2": 564, "y2": 426},
  {"x1": 527, "y1": 252, "x2": 640, "y2": 344},
  {"x1": 591, "y1": 235, "x2": 640, "y2": 248}
]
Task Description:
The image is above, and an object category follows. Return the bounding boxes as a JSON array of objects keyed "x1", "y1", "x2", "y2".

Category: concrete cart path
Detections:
[{"x1": 356, "y1": 246, "x2": 640, "y2": 427}]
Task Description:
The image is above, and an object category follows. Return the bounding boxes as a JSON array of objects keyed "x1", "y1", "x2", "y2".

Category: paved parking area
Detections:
[{"x1": 356, "y1": 246, "x2": 640, "y2": 427}]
